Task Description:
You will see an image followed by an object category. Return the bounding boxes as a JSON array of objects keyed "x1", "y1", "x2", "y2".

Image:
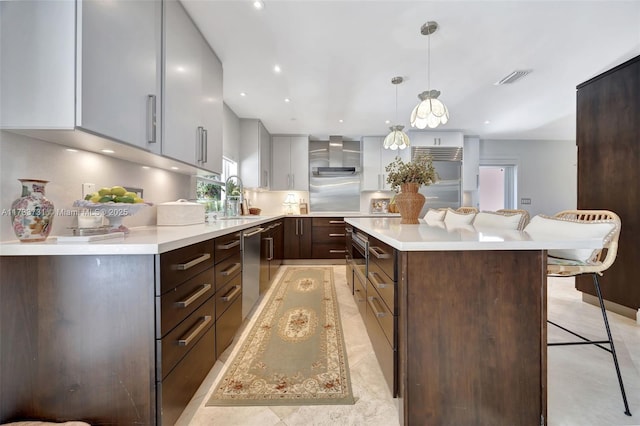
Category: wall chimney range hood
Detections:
[{"x1": 310, "y1": 136, "x2": 361, "y2": 176}]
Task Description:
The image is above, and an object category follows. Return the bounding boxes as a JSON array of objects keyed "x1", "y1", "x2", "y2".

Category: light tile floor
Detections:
[{"x1": 177, "y1": 266, "x2": 640, "y2": 426}]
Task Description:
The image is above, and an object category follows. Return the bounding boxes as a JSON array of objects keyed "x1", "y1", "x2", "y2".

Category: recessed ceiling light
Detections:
[
  {"x1": 176, "y1": 66, "x2": 186, "y2": 73},
  {"x1": 171, "y1": 166, "x2": 179, "y2": 170},
  {"x1": 484, "y1": 120, "x2": 491, "y2": 125},
  {"x1": 273, "y1": 64, "x2": 281, "y2": 73},
  {"x1": 65, "y1": 148, "x2": 78, "y2": 152},
  {"x1": 339, "y1": 119, "x2": 344, "y2": 123},
  {"x1": 385, "y1": 120, "x2": 391, "y2": 124},
  {"x1": 284, "y1": 98, "x2": 290, "y2": 103},
  {"x1": 240, "y1": 92, "x2": 247, "y2": 97},
  {"x1": 142, "y1": 166, "x2": 150, "y2": 169},
  {"x1": 101, "y1": 149, "x2": 115, "y2": 154},
  {"x1": 253, "y1": 1, "x2": 264, "y2": 10}
]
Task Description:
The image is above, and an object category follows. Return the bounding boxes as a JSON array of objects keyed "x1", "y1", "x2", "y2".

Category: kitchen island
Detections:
[{"x1": 344, "y1": 217, "x2": 602, "y2": 426}]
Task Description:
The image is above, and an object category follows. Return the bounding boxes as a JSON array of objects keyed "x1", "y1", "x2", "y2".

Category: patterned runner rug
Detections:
[{"x1": 206, "y1": 266, "x2": 355, "y2": 406}]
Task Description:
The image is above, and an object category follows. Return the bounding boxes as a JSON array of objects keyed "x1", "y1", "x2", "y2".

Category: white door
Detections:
[{"x1": 479, "y1": 165, "x2": 517, "y2": 210}]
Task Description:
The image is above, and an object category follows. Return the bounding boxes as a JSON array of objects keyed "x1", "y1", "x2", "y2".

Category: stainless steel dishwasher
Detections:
[{"x1": 242, "y1": 226, "x2": 263, "y2": 319}]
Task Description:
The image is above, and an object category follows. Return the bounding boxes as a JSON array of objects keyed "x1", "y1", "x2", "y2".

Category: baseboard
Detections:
[{"x1": 581, "y1": 293, "x2": 638, "y2": 322}]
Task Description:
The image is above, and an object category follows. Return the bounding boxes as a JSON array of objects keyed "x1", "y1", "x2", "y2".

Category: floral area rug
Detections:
[{"x1": 206, "y1": 266, "x2": 355, "y2": 406}]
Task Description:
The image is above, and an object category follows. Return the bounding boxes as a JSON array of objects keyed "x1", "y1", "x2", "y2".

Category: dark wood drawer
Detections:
[
  {"x1": 159, "y1": 239, "x2": 214, "y2": 295},
  {"x1": 214, "y1": 232, "x2": 241, "y2": 265},
  {"x1": 311, "y1": 217, "x2": 345, "y2": 227},
  {"x1": 216, "y1": 273, "x2": 242, "y2": 321},
  {"x1": 366, "y1": 280, "x2": 395, "y2": 348},
  {"x1": 159, "y1": 267, "x2": 215, "y2": 337},
  {"x1": 312, "y1": 242, "x2": 348, "y2": 259},
  {"x1": 367, "y1": 261, "x2": 396, "y2": 314},
  {"x1": 158, "y1": 322, "x2": 216, "y2": 426},
  {"x1": 368, "y1": 236, "x2": 396, "y2": 281},
  {"x1": 215, "y1": 251, "x2": 242, "y2": 292},
  {"x1": 158, "y1": 296, "x2": 215, "y2": 380},
  {"x1": 216, "y1": 295, "x2": 242, "y2": 358},
  {"x1": 353, "y1": 269, "x2": 366, "y2": 319},
  {"x1": 312, "y1": 225, "x2": 347, "y2": 243},
  {"x1": 364, "y1": 293, "x2": 396, "y2": 396}
]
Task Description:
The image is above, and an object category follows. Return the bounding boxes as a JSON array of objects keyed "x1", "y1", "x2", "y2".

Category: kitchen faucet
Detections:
[{"x1": 224, "y1": 175, "x2": 243, "y2": 217}]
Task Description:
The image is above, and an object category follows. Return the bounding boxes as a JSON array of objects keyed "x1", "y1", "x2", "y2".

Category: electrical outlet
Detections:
[
  {"x1": 521, "y1": 197, "x2": 532, "y2": 205},
  {"x1": 82, "y1": 183, "x2": 96, "y2": 198}
]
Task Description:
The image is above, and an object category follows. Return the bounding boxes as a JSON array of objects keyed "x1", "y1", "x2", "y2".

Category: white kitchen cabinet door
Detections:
[
  {"x1": 271, "y1": 136, "x2": 309, "y2": 191},
  {"x1": 407, "y1": 131, "x2": 464, "y2": 147},
  {"x1": 200, "y1": 43, "x2": 223, "y2": 174},
  {"x1": 163, "y1": 0, "x2": 203, "y2": 166},
  {"x1": 79, "y1": 0, "x2": 161, "y2": 152},
  {"x1": 361, "y1": 136, "x2": 409, "y2": 191},
  {"x1": 463, "y1": 136, "x2": 480, "y2": 191},
  {"x1": 240, "y1": 119, "x2": 271, "y2": 189},
  {"x1": 0, "y1": 0, "x2": 161, "y2": 153}
]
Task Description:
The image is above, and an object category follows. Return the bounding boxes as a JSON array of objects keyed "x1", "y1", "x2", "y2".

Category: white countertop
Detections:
[
  {"x1": 0, "y1": 212, "x2": 400, "y2": 256},
  {"x1": 345, "y1": 217, "x2": 603, "y2": 251},
  {"x1": 0, "y1": 216, "x2": 281, "y2": 256}
]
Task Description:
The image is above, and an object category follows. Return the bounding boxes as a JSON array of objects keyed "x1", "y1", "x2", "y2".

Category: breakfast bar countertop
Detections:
[{"x1": 345, "y1": 217, "x2": 603, "y2": 252}]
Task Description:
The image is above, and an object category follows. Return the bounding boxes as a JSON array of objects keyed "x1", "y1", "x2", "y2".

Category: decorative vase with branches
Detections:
[{"x1": 385, "y1": 155, "x2": 437, "y2": 224}]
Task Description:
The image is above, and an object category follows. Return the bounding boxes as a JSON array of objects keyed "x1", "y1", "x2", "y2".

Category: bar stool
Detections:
[{"x1": 541, "y1": 210, "x2": 631, "y2": 416}]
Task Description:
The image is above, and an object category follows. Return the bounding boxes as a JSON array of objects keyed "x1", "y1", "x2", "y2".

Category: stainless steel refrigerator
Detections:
[{"x1": 412, "y1": 146, "x2": 462, "y2": 215}]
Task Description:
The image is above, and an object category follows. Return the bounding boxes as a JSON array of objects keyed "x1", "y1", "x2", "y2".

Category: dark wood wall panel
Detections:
[
  {"x1": 576, "y1": 55, "x2": 640, "y2": 309},
  {"x1": 0, "y1": 255, "x2": 156, "y2": 425},
  {"x1": 400, "y1": 250, "x2": 546, "y2": 425}
]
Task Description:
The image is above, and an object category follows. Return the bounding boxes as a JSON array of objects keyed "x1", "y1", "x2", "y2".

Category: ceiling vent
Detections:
[{"x1": 494, "y1": 70, "x2": 532, "y2": 85}]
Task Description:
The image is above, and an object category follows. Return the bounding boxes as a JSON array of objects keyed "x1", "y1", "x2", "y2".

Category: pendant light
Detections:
[
  {"x1": 383, "y1": 76, "x2": 411, "y2": 150},
  {"x1": 410, "y1": 21, "x2": 449, "y2": 129}
]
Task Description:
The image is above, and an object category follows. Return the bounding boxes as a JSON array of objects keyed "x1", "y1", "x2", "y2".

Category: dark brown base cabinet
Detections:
[
  {"x1": 0, "y1": 233, "x2": 245, "y2": 425},
  {"x1": 283, "y1": 217, "x2": 312, "y2": 259}
]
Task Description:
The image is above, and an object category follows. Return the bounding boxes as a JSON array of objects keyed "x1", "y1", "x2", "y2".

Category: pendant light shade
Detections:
[
  {"x1": 384, "y1": 76, "x2": 410, "y2": 150},
  {"x1": 384, "y1": 125, "x2": 410, "y2": 150},
  {"x1": 410, "y1": 21, "x2": 449, "y2": 129}
]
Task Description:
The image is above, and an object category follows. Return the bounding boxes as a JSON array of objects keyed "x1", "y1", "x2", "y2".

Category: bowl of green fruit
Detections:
[{"x1": 73, "y1": 186, "x2": 153, "y2": 233}]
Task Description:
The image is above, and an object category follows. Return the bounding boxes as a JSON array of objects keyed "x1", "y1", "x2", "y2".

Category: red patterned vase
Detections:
[{"x1": 11, "y1": 179, "x2": 55, "y2": 242}]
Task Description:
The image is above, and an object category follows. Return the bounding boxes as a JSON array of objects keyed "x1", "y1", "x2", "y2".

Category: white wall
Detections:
[
  {"x1": 480, "y1": 139, "x2": 577, "y2": 216},
  {"x1": 0, "y1": 131, "x2": 191, "y2": 241},
  {"x1": 223, "y1": 102, "x2": 240, "y2": 163}
]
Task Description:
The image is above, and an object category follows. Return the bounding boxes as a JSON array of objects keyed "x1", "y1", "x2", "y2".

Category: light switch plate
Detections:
[
  {"x1": 82, "y1": 183, "x2": 96, "y2": 198},
  {"x1": 521, "y1": 197, "x2": 532, "y2": 205}
]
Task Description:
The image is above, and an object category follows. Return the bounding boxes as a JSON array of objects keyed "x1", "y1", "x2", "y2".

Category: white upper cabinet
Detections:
[
  {"x1": 0, "y1": 0, "x2": 161, "y2": 153},
  {"x1": 361, "y1": 136, "x2": 409, "y2": 191},
  {"x1": 79, "y1": 0, "x2": 161, "y2": 151},
  {"x1": 407, "y1": 131, "x2": 464, "y2": 147},
  {"x1": 271, "y1": 136, "x2": 309, "y2": 191},
  {"x1": 463, "y1": 136, "x2": 480, "y2": 191},
  {"x1": 163, "y1": 0, "x2": 222, "y2": 174},
  {"x1": 240, "y1": 119, "x2": 271, "y2": 189}
]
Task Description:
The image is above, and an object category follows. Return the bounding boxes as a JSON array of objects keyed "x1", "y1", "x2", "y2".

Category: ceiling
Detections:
[{"x1": 181, "y1": 0, "x2": 640, "y2": 141}]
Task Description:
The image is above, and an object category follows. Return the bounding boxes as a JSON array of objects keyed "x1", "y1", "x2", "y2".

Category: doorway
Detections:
[{"x1": 479, "y1": 165, "x2": 517, "y2": 211}]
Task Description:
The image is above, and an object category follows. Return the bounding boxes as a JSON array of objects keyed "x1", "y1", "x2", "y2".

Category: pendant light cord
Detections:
[{"x1": 427, "y1": 28, "x2": 431, "y2": 92}]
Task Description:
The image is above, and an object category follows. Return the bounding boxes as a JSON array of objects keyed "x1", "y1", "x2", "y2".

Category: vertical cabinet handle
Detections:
[
  {"x1": 146, "y1": 95, "x2": 156, "y2": 143},
  {"x1": 196, "y1": 126, "x2": 204, "y2": 162},
  {"x1": 202, "y1": 128, "x2": 208, "y2": 163}
]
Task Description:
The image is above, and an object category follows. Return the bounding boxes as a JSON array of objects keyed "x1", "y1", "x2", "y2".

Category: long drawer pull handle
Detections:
[
  {"x1": 368, "y1": 271, "x2": 389, "y2": 289},
  {"x1": 176, "y1": 253, "x2": 211, "y2": 270},
  {"x1": 244, "y1": 227, "x2": 264, "y2": 238},
  {"x1": 369, "y1": 246, "x2": 390, "y2": 259},
  {"x1": 221, "y1": 262, "x2": 241, "y2": 277},
  {"x1": 217, "y1": 239, "x2": 240, "y2": 250},
  {"x1": 178, "y1": 315, "x2": 212, "y2": 346},
  {"x1": 367, "y1": 296, "x2": 386, "y2": 318},
  {"x1": 329, "y1": 233, "x2": 346, "y2": 237},
  {"x1": 330, "y1": 249, "x2": 346, "y2": 254},
  {"x1": 175, "y1": 283, "x2": 212, "y2": 308},
  {"x1": 221, "y1": 285, "x2": 241, "y2": 302},
  {"x1": 329, "y1": 220, "x2": 345, "y2": 224},
  {"x1": 272, "y1": 222, "x2": 282, "y2": 228}
]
